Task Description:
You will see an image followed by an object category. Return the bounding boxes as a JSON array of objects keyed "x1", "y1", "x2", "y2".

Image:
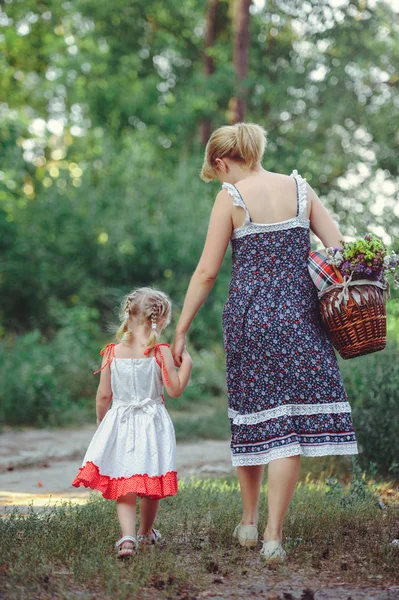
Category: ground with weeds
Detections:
[{"x1": 1, "y1": 474, "x2": 399, "y2": 600}]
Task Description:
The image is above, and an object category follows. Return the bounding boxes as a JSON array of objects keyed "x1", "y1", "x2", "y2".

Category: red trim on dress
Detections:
[
  {"x1": 72, "y1": 461, "x2": 178, "y2": 500},
  {"x1": 94, "y1": 343, "x2": 171, "y2": 385},
  {"x1": 94, "y1": 343, "x2": 116, "y2": 374},
  {"x1": 144, "y1": 343, "x2": 171, "y2": 386}
]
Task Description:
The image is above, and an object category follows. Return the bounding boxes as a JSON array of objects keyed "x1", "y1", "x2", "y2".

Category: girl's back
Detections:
[{"x1": 101, "y1": 343, "x2": 165, "y2": 406}]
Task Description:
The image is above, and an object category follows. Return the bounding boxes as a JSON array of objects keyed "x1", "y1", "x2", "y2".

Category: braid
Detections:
[{"x1": 116, "y1": 287, "x2": 171, "y2": 346}]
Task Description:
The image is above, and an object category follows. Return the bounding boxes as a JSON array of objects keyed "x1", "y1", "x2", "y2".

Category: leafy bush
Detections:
[
  {"x1": 0, "y1": 307, "x2": 100, "y2": 427},
  {"x1": 340, "y1": 339, "x2": 399, "y2": 477}
]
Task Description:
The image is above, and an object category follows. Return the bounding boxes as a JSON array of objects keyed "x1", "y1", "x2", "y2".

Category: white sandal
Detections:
[
  {"x1": 115, "y1": 535, "x2": 138, "y2": 558},
  {"x1": 260, "y1": 540, "x2": 287, "y2": 562},
  {"x1": 137, "y1": 528, "x2": 162, "y2": 546},
  {"x1": 233, "y1": 523, "x2": 259, "y2": 547}
]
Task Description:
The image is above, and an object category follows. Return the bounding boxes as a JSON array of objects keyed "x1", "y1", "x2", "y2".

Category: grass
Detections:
[
  {"x1": 171, "y1": 396, "x2": 230, "y2": 442},
  {"x1": 1, "y1": 472, "x2": 398, "y2": 600}
]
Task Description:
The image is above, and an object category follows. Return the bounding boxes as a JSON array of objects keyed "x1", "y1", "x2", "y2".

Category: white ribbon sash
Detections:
[{"x1": 117, "y1": 397, "x2": 163, "y2": 453}]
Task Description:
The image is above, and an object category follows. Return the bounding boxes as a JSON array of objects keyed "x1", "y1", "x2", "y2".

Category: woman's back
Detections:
[{"x1": 231, "y1": 171, "x2": 309, "y2": 230}]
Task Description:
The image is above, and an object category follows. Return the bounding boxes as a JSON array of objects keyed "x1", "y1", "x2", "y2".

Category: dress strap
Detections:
[
  {"x1": 144, "y1": 343, "x2": 170, "y2": 387},
  {"x1": 290, "y1": 170, "x2": 308, "y2": 219},
  {"x1": 94, "y1": 343, "x2": 116, "y2": 375},
  {"x1": 222, "y1": 182, "x2": 251, "y2": 227}
]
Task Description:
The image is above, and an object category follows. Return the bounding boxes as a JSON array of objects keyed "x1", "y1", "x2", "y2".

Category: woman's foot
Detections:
[
  {"x1": 233, "y1": 523, "x2": 259, "y2": 547},
  {"x1": 260, "y1": 540, "x2": 286, "y2": 562},
  {"x1": 261, "y1": 526, "x2": 285, "y2": 562}
]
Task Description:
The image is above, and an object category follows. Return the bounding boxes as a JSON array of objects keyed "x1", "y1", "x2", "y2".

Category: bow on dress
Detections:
[{"x1": 118, "y1": 397, "x2": 163, "y2": 453}]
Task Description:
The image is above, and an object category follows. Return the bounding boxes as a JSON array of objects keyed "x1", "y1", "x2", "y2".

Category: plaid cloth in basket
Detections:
[{"x1": 308, "y1": 250, "x2": 341, "y2": 292}]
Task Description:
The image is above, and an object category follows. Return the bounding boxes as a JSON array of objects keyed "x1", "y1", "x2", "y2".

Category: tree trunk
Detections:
[
  {"x1": 200, "y1": 0, "x2": 220, "y2": 145},
  {"x1": 230, "y1": 0, "x2": 251, "y2": 124}
]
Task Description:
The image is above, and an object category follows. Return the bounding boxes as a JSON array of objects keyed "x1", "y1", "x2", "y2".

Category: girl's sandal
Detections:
[
  {"x1": 233, "y1": 523, "x2": 259, "y2": 547},
  {"x1": 115, "y1": 535, "x2": 139, "y2": 558},
  {"x1": 260, "y1": 540, "x2": 287, "y2": 563},
  {"x1": 137, "y1": 528, "x2": 162, "y2": 546}
]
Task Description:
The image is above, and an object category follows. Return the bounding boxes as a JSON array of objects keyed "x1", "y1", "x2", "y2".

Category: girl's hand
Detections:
[{"x1": 172, "y1": 332, "x2": 186, "y2": 367}]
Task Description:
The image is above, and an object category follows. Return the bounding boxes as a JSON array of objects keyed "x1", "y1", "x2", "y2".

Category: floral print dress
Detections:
[{"x1": 222, "y1": 171, "x2": 358, "y2": 467}]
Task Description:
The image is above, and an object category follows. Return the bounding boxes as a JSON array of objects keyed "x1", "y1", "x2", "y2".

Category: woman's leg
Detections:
[
  {"x1": 116, "y1": 492, "x2": 137, "y2": 548},
  {"x1": 138, "y1": 497, "x2": 160, "y2": 535},
  {"x1": 264, "y1": 455, "x2": 300, "y2": 542},
  {"x1": 236, "y1": 465, "x2": 265, "y2": 525}
]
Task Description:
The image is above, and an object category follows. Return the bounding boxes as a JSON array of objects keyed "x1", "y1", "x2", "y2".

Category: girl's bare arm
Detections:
[
  {"x1": 160, "y1": 346, "x2": 193, "y2": 398},
  {"x1": 95, "y1": 356, "x2": 113, "y2": 424}
]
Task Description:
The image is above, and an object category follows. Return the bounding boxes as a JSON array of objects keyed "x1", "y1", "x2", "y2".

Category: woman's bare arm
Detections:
[
  {"x1": 308, "y1": 184, "x2": 344, "y2": 249},
  {"x1": 172, "y1": 190, "x2": 232, "y2": 363}
]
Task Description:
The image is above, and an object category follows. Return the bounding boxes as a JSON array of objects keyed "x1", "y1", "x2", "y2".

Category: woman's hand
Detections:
[{"x1": 172, "y1": 332, "x2": 186, "y2": 367}]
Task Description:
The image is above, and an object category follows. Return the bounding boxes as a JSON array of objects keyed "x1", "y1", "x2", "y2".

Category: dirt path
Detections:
[
  {"x1": 1, "y1": 428, "x2": 399, "y2": 599},
  {"x1": 0, "y1": 426, "x2": 232, "y2": 511}
]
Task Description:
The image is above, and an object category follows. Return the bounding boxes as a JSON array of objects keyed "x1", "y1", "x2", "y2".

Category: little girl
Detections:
[{"x1": 72, "y1": 287, "x2": 192, "y2": 557}]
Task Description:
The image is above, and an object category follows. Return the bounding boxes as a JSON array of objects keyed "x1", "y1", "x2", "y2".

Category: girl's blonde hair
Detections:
[
  {"x1": 116, "y1": 287, "x2": 172, "y2": 349},
  {"x1": 200, "y1": 122, "x2": 267, "y2": 182}
]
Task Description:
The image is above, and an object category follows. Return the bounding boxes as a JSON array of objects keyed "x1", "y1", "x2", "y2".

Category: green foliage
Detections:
[
  {"x1": 0, "y1": 0, "x2": 398, "y2": 482},
  {"x1": 174, "y1": 407, "x2": 230, "y2": 442},
  {"x1": 0, "y1": 307, "x2": 100, "y2": 426},
  {"x1": 343, "y1": 234, "x2": 386, "y2": 263},
  {"x1": 340, "y1": 339, "x2": 399, "y2": 477}
]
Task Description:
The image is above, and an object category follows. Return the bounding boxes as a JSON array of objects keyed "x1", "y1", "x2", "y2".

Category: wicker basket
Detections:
[{"x1": 318, "y1": 269, "x2": 388, "y2": 360}]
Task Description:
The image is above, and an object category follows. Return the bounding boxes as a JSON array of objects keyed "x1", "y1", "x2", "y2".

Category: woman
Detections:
[{"x1": 172, "y1": 123, "x2": 358, "y2": 562}]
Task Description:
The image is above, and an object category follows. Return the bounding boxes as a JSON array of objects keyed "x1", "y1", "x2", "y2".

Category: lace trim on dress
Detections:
[
  {"x1": 231, "y1": 442, "x2": 359, "y2": 466},
  {"x1": 291, "y1": 169, "x2": 308, "y2": 219},
  {"x1": 232, "y1": 217, "x2": 310, "y2": 240},
  {"x1": 228, "y1": 401, "x2": 352, "y2": 425},
  {"x1": 222, "y1": 182, "x2": 251, "y2": 227}
]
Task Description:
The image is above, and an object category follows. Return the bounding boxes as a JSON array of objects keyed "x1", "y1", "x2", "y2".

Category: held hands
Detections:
[{"x1": 172, "y1": 332, "x2": 187, "y2": 367}]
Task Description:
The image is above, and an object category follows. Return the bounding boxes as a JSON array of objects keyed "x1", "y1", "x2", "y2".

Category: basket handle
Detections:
[{"x1": 332, "y1": 264, "x2": 344, "y2": 283}]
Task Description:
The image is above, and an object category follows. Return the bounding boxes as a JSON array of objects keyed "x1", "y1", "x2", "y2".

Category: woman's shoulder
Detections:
[{"x1": 239, "y1": 170, "x2": 300, "y2": 184}]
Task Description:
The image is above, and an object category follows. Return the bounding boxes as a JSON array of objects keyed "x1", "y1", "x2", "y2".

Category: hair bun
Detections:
[
  {"x1": 235, "y1": 123, "x2": 266, "y2": 168},
  {"x1": 200, "y1": 122, "x2": 267, "y2": 181}
]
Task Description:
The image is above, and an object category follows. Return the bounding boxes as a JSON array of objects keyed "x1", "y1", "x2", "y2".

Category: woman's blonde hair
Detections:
[
  {"x1": 200, "y1": 122, "x2": 267, "y2": 181},
  {"x1": 116, "y1": 287, "x2": 172, "y2": 349}
]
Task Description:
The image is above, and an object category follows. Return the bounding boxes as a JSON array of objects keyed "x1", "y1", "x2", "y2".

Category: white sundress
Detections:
[{"x1": 72, "y1": 343, "x2": 177, "y2": 500}]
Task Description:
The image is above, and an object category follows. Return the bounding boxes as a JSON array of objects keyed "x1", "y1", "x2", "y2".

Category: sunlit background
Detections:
[{"x1": 0, "y1": 0, "x2": 398, "y2": 494}]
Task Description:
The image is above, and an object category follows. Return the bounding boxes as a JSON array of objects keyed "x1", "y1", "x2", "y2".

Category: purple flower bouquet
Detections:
[{"x1": 325, "y1": 234, "x2": 398, "y2": 289}]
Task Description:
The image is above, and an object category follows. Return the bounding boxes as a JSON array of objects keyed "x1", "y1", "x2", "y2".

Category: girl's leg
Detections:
[
  {"x1": 138, "y1": 497, "x2": 160, "y2": 535},
  {"x1": 116, "y1": 492, "x2": 137, "y2": 548},
  {"x1": 264, "y1": 455, "x2": 300, "y2": 542},
  {"x1": 236, "y1": 465, "x2": 265, "y2": 525}
]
